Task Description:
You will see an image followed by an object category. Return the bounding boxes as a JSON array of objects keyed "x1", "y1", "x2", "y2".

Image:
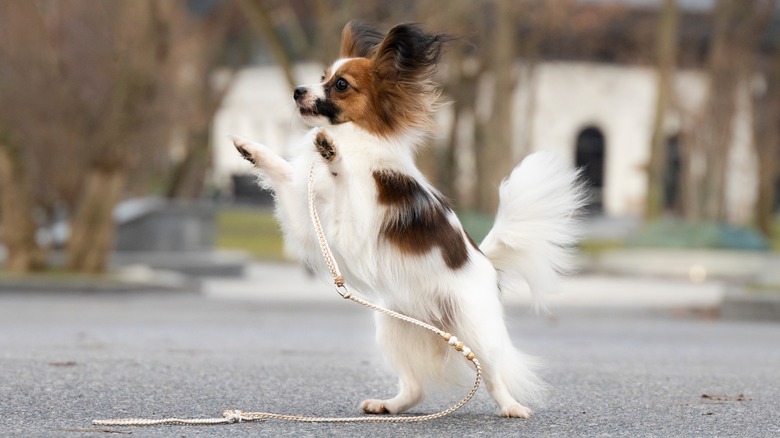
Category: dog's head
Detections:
[{"x1": 294, "y1": 20, "x2": 450, "y2": 138}]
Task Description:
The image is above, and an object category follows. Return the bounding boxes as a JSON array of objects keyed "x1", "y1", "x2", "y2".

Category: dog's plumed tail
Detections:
[{"x1": 480, "y1": 152, "x2": 586, "y2": 314}]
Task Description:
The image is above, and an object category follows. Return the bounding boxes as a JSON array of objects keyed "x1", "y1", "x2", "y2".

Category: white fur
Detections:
[
  {"x1": 231, "y1": 115, "x2": 583, "y2": 420},
  {"x1": 481, "y1": 152, "x2": 587, "y2": 314}
]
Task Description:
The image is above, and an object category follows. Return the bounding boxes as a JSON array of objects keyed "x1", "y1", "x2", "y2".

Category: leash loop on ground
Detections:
[{"x1": 91, "y1": 161, "x2": 481, "y2": 427}]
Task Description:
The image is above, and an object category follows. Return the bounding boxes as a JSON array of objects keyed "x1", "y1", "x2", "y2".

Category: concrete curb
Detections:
[
  {"x1": 110, "y1": 250, "x2": 248, "y2": 278},
  {"x1": 581, "y1": 249, "x2": 769, "y2": 281},
  {"x1": 721, "y1": 288, "x2": 780, "y2": 322},
  {"x1": 0, "y1": 266, "x2": 200, "y2": 294}
]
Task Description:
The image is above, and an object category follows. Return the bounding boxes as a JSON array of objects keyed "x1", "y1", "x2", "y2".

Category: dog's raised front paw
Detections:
[
  {"x1": 230, "y1": 135, "x2": 260, "y2": 165},
  {"x1": 314, "y1": 130, "x2": 337, "y2": 162},
  {"x1": 360, "y1": 399, "x2": 391, "y2": 415},
  {"x1": 499, "y1": 403, "x2": 533, "y2": 418}
]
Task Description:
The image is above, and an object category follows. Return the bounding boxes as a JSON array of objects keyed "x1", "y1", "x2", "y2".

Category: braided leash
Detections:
[{"x1": 92, "y1": 162, "x2": 482, "y2": 427}]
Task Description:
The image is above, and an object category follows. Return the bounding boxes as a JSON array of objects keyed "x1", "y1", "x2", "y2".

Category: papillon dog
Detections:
[{"x1": 231, "y1": 20, "x2": 584, "y2": 418}]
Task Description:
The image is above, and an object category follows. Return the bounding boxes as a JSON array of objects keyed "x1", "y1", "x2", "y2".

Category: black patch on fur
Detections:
[
  {"x1": 314, "y1": 97, "x2": 341, "y2": 125},
  {"x1": 235, "y1": 144, "x2": 255, "y2": 165},
  {"x1": 373, "y1": 169, "x2": 469, "y2": 270},
  {"x1": 373, "y1": 24, "x2": 452, "y2": 84}
]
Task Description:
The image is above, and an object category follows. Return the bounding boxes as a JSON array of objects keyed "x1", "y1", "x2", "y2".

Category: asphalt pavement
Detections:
[{"x1": 1, "y1": 280, "x2": 779, "y2": 438}]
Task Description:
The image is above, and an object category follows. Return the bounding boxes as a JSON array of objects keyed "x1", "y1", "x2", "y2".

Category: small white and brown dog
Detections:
[{"x1": 232, "y1": 21, "x2": 584, "y2": 419}]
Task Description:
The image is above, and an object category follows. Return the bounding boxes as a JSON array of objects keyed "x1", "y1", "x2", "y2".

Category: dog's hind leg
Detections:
[
  {"x1": 361, "y1": 314, "x2": 431, "y2": 414},
  {"x1": 464, "y1": 324, "x2": 540, "y2": 418},
  {"x1": 473, "y1": 331, "x2": 543, "y2": 418},
  {"x1": 485, "y1": 374, "x2": 534, "y2": 418}
]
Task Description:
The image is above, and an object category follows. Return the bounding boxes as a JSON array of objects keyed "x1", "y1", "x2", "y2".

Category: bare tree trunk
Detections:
[
  {"x1": 518, "y1": 62, "x2": 539, "y2": 159},
  {"x1": 474, "y1": 0, "x2": 517, "y2": 214},
  {"x1": 698, "y1": 3, "x2": 736, "y2": 220},
  {"x1": 66, "y1": 168, "x2": 126, "y2": 273},
  {"x1": 432, "y1": 1, "x2": 479, "y2": 205},
  {"x1": 646, "y1": 0, "x2": 678, "y2": 220},
  {"x1": 441, "y1": 56, "x2": 479, "y2": 202},
  {"x1": 680, "y1": 131, "x2": 699, "y2": 220},
  {"x1": 754, "y1": 87, "x2": 778, "y2": 237},
  {"x1": 165, "y1": 127, "x2": 211, "y2": 199},
  {"x1": 239, "y1": 0, "x2": 298, "y2": 89},
  {"x1": 682, "y1": 0, "x2": 755, "y2": 221},
  {"x1": 0, "y1": 136, "x2": 45, "y2": 273},
  {"x1": 312, "y1": 0, "x2": 344, "y2": 63},
  {"x1": 0, "y1": 1, "x2": 54, "y2": 272},
  {"x1": 751, "y1": 1, "x2": 779, "y2": 237},
  {"x1": 517, "y1": 0, "x2": 558, "y2": 157},
  {"x1": 64, "y1": 2, "x2": 174, "y2": 273}
]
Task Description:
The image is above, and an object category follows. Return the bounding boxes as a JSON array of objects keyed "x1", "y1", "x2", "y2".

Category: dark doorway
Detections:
[
  {"x1": 575, "y1": 126, "x2": 606, "y2": 213},
  {"x1": 664, "y1": 134, "x2": 682, "y2": 214}
]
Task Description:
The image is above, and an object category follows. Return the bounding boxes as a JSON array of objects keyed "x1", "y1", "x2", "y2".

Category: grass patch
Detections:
[
  {"x1": 457, "y1": 209, "x2": 626, "y2": 254},
  {"x1": 578, "y1": 238, "x2": 625, "y2": 254},
  {"x1": 746, "y1": 283, "x2": 780, "y2": 294},
  {"x1": 457, "y1": 210, "x2": 495, "y2": 243},
  {"x1": 216, "y1": 207, "x2": 286, "y2": 261},
  {"x1": 772, "y1": 217, "x2": 780, "y2": 251},
  {"x1": 215, "y1": 208, "x2": 779, "y2": 257}
]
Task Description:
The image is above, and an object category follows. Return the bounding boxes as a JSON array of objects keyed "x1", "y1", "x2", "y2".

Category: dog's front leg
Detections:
[
  {"x1": 230, "y1": 135, "x2": 307, "y2": 247},
  {"x1": 231, "y1": 135, "x2": 294, "y2": 186}
]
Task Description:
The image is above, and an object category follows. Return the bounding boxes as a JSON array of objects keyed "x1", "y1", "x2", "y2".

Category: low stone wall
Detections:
[
  {"x1": 585, "y1": 249, "x2": 769, "y2": 282},
  {"x1": 114, "y1": 198, "x2": 215, "y2": 252}
]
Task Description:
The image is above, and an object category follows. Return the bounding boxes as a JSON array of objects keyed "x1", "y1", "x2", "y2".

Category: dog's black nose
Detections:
[{"x1": 293, "y1": 87, "x2": 306, "y2": 102}]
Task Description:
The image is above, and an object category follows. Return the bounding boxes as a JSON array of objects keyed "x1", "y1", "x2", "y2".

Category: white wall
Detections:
[
  {"x1": 212, "y1": 61, "x2": 757, "y2": 223},
  {"x1": 211, "y1": 63, "x2": 323, "y2": 189},
  {"x1": 533, "y1": 62, "x2": 656, "y2": 216}
]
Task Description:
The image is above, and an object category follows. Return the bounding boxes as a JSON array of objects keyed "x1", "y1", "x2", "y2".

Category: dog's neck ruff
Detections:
[{"x1": 90, "y1": 162, "x2": 482, "y2": 427}]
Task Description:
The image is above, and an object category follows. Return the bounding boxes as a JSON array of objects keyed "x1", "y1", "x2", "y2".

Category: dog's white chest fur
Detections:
[{"x1": 287, "y1": 123, "x2": 488, "y2": 314}]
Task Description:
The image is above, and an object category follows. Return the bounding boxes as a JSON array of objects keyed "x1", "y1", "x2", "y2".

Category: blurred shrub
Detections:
[{"x1": 628, "y1": 219, "x2": 770, "y2": 251}]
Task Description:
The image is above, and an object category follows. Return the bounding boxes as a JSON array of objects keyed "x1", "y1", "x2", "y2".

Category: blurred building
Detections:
[
  {"x1": 212, "y1": 1, "x2": 771, "y2": 222},
  {"x1": 508, "y1": 61, "x2": 755, "y2": 221},
  {"x1": 211, "y1": 63, "x2": 321, "y2": 203},
  {"x1": 211, "y1": 59, "x2": 756, "y2": 221}
]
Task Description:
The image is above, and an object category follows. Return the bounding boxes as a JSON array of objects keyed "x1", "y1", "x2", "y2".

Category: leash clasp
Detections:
[{"x1": 334, "y1": 279, "x2": 351, "y2": 299}]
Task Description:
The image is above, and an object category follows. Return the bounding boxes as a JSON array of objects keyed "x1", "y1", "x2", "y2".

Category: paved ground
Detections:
[{"x1": 1, "y1": 284, "x2": 779, "y2": 437}]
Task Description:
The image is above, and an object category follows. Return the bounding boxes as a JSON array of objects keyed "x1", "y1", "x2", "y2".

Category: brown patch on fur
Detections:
[
  {"x1": 373, "y1": 169, "x2": 469, "y2": 270},
  {"x1": 322, "y1": 23, "x2": 450, "y2": 138},
  {"x1": 314, "y1": 130, "x2": 336, "y2": 162},
  {"x1": 367, "y1": 24, "x2": 450, "y2": 137},
  {"x1": 323, "y1": 59, "x2": 382, "y2": 132}
]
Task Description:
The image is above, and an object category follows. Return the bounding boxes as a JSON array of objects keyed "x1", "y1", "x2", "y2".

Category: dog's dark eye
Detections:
[{"x1": 334, "y1": 78, "x2": 349, "y2": 92}]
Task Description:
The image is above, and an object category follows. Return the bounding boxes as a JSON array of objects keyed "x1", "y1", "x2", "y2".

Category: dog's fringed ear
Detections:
[
  {"x1": 372, "y1": 23, "x2": 451, "y2": 84},
  {"x1": 340, "y1": 20, "x2": 385, "y2": 59}
]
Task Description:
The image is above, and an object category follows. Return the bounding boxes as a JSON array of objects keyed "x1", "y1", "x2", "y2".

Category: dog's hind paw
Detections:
[
  {"x1": 499, "y1": 403, "x2": 533, "y2": 419},
  {"x1": 360, "y1": 399, "x2": 391, "y2": 415}
]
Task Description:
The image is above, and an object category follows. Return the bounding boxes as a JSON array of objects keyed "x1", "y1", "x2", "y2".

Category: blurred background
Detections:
[{"x1": 0, "y1": 0, "x2": 779, "y2": 308}]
